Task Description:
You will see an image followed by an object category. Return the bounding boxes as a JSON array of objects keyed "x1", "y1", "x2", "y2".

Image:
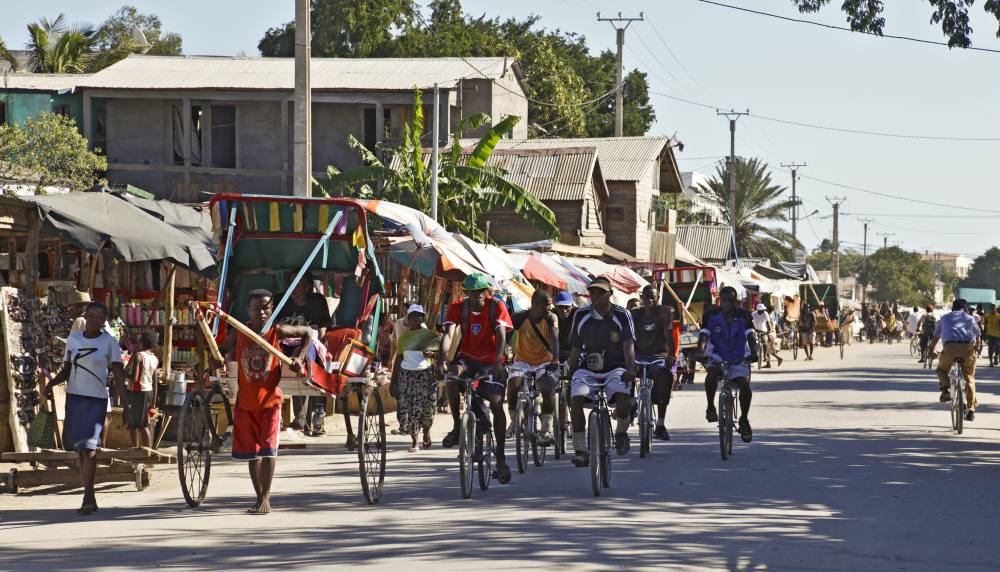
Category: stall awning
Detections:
[{"x1": 22, "y1": 192, "x2": 217, "y2": 277}]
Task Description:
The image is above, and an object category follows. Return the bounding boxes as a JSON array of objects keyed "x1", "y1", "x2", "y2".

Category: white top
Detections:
[
  {"x1": 64, "y1": 331, "x2": 122, "y2": 399},
  {"x1": 401, "y1": 350, "x2": 433, "y2": 371},
  {"x1": 751, "y1": 311, "x2": 772, "y2": 333},
  {"x1": 906, "y1": 312, "x2": 922, "y2": 334},
  {"x1": 131, "y1": 350, "x2": 160, "y2": 392}
]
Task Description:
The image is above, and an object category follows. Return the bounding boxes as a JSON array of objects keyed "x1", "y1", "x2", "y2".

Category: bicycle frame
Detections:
[{"x1": 635, "y1": 358, "x2": 664, "y2": 459}]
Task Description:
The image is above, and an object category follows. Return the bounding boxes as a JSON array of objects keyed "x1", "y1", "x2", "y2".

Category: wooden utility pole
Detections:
[
  {"x1": 293, "y1": 0, "x2": 312, "y2": 196},
  {"x1": 717, "y1": 109, "x2": 750, "y2": 260},
  {"x1": 597, "y1": 11, "x2": 644, "y2": 137},
  {"x1": 827, "y1": 196, "x2": 846, "y2": 307},
  {"x1": 781, "y1": 162, "x2": 807, "y2": 241}
]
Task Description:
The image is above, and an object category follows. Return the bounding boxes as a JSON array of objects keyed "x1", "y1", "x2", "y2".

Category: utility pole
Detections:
[
  {"x1": 827, "y1": 196, "x2": 846, "y2": 307},
  {"x1": 293, "y1": 0, "x2": 312, "y2": 196},
  {"x1": 717, "y1": 109, "x2": 750, "y2": 260},
  {"x1": 781, "y1": 162, "x2": 807, "y2": 241},
  {"x1": 431, "y1": 83, "x2": 440, "y2": 222},
  {"x1": 859, "y1": 217, "x2": 873, "y2": 304},
  {"x1": 597, "y1": 11, "x2": 644, "y2": 137},
  {"x1": 878, "y1": 232, "x2": 895, "y2": 250}
]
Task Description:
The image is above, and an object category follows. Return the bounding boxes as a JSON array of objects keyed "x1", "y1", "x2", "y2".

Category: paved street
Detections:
[{"x1": 2, "y1": 341, "x2": 998, "y2": 571}]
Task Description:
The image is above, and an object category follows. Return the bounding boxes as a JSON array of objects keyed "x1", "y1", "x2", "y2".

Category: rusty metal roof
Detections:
[
  {"x1": 480, "y1": 137, "x2": 671, "y2": 182},
  {"x1": 675, "y1": 224, "x2": 735, "y2": 262},
  {"x1": 79, "y1": 54, "x2": 514, "y2": 91},
  {"x1": 484, "y1": 147, "x2": 604, "y2": 201},
  {"x1": 1, "y1": 73, "x2": 89, "y2": 92}
]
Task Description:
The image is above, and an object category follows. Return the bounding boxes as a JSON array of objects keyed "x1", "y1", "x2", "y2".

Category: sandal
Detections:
[{"x1": 421, "y1": 439, "x2": 432, "y2": 450}]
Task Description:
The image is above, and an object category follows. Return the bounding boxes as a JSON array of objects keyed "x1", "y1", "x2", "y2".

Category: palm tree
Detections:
[
  {"x1": 696, "y1": 157, "x2": 802, "y2": 262},
  {"x1": 0, "y1": 38, "x2": 19, "y2": 71},
  {"x1": 25, "y1": 14, "x2": 97, "y2": 73},
  {"x1": 315, "y1": 90, "x2": 559, "y2": 242}
]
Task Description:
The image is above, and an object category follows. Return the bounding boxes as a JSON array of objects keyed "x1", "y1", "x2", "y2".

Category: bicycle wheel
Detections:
[
  {"x1": 357, "y1": 387, "x2": 386, "y2": 505},
  {"x1": 792, "y1": 337, "x2": 799, "y2": 361},
  {"x1": 177, "y1": 391, "x2": 213, "y2": 508},
  {"x1": 838, "y1": 332, "x2": 845, "y2": 360},
  {"x1": 718, "y1": 391, "x2": 731, "y2": 461},
  {"x1": 459, "y1": 413, "x2": 475, "y2": 499},
  {"x1": 553, "y1": 392, "x2": 563, "y2": 460},
  {"x1": 515, "y1": 398, "x2": 529, "y2": 473},
  {"x1": 588, "y1": 410, "x2": 600, "y2": 497},
  {"x1": 478, "y1": 431, "x2": 494, "y2": 491},
  {"x1": 531, "y1": 408, "x2": 546, "y2": 467},
  {"x1": 600, "y1": 410, "x2": 611, "y2": 489},
  {"x1": 638, "y1": 386, "x2": 651, "y2": 459}
]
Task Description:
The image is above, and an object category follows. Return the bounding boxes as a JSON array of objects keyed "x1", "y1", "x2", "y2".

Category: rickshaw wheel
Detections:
[
  {"x1": 357, "y1": 385, "x2": 387, "y2": 505},
  {"x1": 177, "y1": 391, "x2": 212, "y2": 508}
]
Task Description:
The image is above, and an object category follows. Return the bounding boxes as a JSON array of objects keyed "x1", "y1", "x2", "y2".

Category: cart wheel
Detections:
[
  {"x1": 134, "y1": 463, "x2": 149, "y2": 492},
  {"x1": 6, "y1": 469, "x2": 17, "y2": 493},
  {"x1": 357, "y1": 386, "x2": 386, "y2": 505},
  {"x1": 177, "y1": 391, "x2": 213, "y2": 508}
]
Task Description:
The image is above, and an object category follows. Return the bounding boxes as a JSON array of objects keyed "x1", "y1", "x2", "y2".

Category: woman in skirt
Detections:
[{"x1": 391, "y1": 305, "x2": 441, "y2": 452}]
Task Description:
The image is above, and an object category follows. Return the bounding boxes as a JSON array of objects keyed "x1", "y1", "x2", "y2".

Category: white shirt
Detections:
[
  {"x1": 751, "y1": 311, "x2": 772, "y2": 333},
  {"x1": 906, "y1": 312, "x2": 922, "y2": 334},
  {"x1": 64, "y1": 331, "x2": 122, "y2": 399},
  {"x1": 131, "y1": 350, "x2": 160, "y2": 392}
]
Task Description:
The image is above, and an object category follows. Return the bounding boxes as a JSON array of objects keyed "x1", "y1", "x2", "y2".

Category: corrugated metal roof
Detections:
[
  {"x1": 675, "y1": 224, "x2": 734, "y2": 262},
  {"x1": 79, "y1": 54, "x2": 512, "y2": 91},
  {"x1": 1, "y1": 73, "x2": 89, "y2": 92},
  {"x1": 469, "y1": 137, "x2": 669, "y2": 182},
  {"x1": 486, "y1": 147, "x2": 599, "y2": 201}
]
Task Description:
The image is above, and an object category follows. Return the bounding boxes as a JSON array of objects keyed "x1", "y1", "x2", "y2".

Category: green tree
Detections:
[
  {"x1": 792, "y1": 0, "x2": 1000, "y2": 48},
  {"x1": 959, "y1": 246, "x2": 1000, "y2": 298},
  {"x1": 23, "y1": 14, "x2": 98, "y2": 73},
  {"x1": 939, "y1": 269, "x2": 961, "y2": 300},
  {"x1": 314, "y1": 91, "x2": 558, "y2": 242},
  {"x1": 696, "y1": 158, "x2": 802, "y2": 262},
  {"x1": 0, "y1": 38, "x2": 19, "y2": 71},
  {"x1": 858, "y1": 246, "x2": 935, "y2": 305},
  {"x1": 807, "y1": 248, "x2": 865, "y2": 278},
  {"x1": 89, "y1": 6, "x2": 183, "y2": 72},
  {"x1": 0, "y1": 112, "x2": 107, "y2": 194}
]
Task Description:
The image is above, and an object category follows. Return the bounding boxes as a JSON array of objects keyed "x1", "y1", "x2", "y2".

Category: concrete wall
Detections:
[
  {"x1": 1, "y1": 92, "x2": 83, "y2": 133},
  {"x1": 492, "y1": 69, "x2": 529, "y2": 138},
  {"x1": 105, "y1": 98, "x2": 171, "y2": 165}
]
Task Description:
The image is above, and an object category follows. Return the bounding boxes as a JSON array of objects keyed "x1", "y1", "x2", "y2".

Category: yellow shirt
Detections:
[
  {"x1": 986, "y1": 313, "x2": 1000, "y2": 337},
  {"x1": 513, "y1": 313, "x2": 555, "y2": 366}
]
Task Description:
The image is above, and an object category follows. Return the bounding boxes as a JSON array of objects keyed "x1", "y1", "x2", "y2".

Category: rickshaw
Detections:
[
  {"x1": 175, "y1": 195, "x2": 387, "y2": 507},
  {"x1": 801, "y1": 283, "x2": 845, "y2": 359},
  {"x1": 652, "y1": 266, "x2": 719, "y2": 386}
]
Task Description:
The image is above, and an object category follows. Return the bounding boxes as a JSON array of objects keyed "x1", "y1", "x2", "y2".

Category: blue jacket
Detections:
[{"x1": 701, "y1": 308, "x2": 755, "y2": 363}]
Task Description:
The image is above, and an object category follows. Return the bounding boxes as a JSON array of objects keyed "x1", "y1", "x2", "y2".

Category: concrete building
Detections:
[
  {"x1": 921, "y1": 252, "x2": 972, "y2": 279},
  {"x1": 680, "y1": 171, "x2": 725, "y2": 224},
  {"x1": 1, "y1": 73, "x2": 86, "y2": 132},
  {"x1": 471, "y1": 136, "x2": 684, "y2": 261},
  {"x1": 76, "y1": 54, "x2": 528, "y2": 200}
]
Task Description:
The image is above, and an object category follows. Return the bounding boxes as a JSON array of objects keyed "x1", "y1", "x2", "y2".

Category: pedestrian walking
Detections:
[
  {"x1": 122, "y1": 331, "x2": 159, "y2": 448},
  {"x1": 391, "y1": 305, "x2": 441, "y2": 452}
]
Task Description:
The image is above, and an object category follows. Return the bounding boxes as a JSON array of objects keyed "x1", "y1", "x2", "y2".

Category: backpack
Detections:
[{"x1": 922, "y1": 315, "x2": 937, "y2": 335}]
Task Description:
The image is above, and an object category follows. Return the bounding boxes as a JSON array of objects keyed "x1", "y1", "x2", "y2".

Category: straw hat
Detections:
[{"x1": 66, "y1": 290, "x2": 91, "y2": 307}]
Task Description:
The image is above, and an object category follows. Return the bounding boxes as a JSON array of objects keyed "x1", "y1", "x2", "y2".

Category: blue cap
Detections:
[{"x1": 554, "y1": 291, "x2": 574, "y2": 306}]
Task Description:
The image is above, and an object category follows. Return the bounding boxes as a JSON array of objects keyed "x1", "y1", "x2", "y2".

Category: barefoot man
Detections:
[{"x1": 217, "y1": 289, "x2": 311, "y2": 514}]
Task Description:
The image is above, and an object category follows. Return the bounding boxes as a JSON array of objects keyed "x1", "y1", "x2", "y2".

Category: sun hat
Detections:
[
  {"x1": 462, "y1": 272, "x2": 492, "y2": 291},
  {"x1": 66, "y1": 290, "x2": 91, "y2": 306},
  {"x1": 406, "y1": 304, "x2": 425, "y2": 315},
  {"x1": 587, "y1": 277, "x2": 613, "y2": 293},
  {"x1": 554, "y1": 291, "x2": 574, "y2": 306},
  {"x1": 755, "y1": 303, "x2": 766, "y2": 311}
]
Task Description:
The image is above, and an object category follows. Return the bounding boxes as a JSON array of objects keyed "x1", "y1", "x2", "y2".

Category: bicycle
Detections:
[
  {"x1": 448, "y1": 373, "x2": 499, "y2": 499},
  {"x1": 909, "y1": 334, "x2": 920, "y2": 358},
  {"x1": 176, "y1": 374, "x2": 232, "y2": 508},
  {"x1": 578, "y1": 375, "x2": 614, "y2": 497},
  {"x1": 948, "y1": 357, "x2": 968, "y2": 435},
  {"x1": 512, "y1": 367, "x2": 557, "y2": 472},
  {"x1": 554, "y1": 365, "x2": 571, "y2": 460},
  {"x1": 635, "y1": 357, "x2": 666, "y2": 458},
  {"x1": 704, "y1": 358, "x2": 749, "y2": 461}
]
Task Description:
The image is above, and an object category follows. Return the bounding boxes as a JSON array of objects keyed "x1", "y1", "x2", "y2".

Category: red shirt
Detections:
[
  {"x1": 443, "y1": 297, "x2": 513, "y2": 364},
  {"x1": 236, "y1": 328, "x2": 283, "y2": 411}
]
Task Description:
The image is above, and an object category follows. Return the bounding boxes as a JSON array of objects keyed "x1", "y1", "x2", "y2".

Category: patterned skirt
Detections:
[{"x1": 397, "y1": 367, "x2": 437, "y2": 435}]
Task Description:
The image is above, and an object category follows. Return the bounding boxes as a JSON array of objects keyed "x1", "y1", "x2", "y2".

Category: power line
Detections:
[
  {"x1": 843, "y1": 212, "x2": 1000, "y2": 219},
  {"x1": 797, "y1": 173, "x2": 1000, "y2": 214},
  {"x1": 695, "y1": 0, "x2": 1000, "y2": 55},
  {"x1": 631, "y1": 30, "x2": 681, "y2": 85},
  {"x1": 650, "y1": 89, "x2": 1000, "y2": 142},
  {"x1": 646, "y1": 16, "x2": 701, "y2": 86}
]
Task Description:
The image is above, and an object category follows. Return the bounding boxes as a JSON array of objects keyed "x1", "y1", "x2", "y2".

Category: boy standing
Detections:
[{"x1": 217, "y1": 289, "x2": 311, "y2": 514}]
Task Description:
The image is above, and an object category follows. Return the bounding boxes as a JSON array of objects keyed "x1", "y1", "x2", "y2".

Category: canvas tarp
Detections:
[{"x1": 23, "y1": 191, "x2": 217, "y2": 277}]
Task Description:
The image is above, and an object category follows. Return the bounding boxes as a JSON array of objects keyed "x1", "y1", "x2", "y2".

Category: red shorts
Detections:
[{"x1": 232, "y1": 405, "x2": 281, "y2": 460}]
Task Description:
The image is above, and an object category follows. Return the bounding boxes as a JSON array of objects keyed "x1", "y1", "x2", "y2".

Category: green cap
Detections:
[{"x1": 462, "y1": 272, "x2": 492, "y2": 291}]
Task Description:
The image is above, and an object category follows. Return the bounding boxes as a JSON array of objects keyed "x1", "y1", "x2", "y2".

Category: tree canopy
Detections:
[
  {"x1": 859, "y1": 246, "x2": 935, "y2": 306},
  {"x1": 807, "y1": 247, "x2": 865, "y2": 278},
  {"x1": 0, "y1": 112, "x2": 107, "y2": 194},
  {"x1": 792, "y1": 0, "x2": 1000, "y2": 48},
  {"x1": 960, "y1": 246, "x2": 1000, "y2": 298},
  {"x1": 90, "y1": 5, "x2": 183, "y2": 71},
  {"x1": 257, "y1": 0, "x2": 655, "y2": 138}
]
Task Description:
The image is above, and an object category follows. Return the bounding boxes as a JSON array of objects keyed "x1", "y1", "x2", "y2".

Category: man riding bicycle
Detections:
[
  {"x1": 566, "y1": 277, "x2": 637, "y2": 467},
  {"x1": 630, "y1": 285, "x2": 676, "y2": 441},
  {"x1": 437, "y1": 273, "x2": 515, "y2": 483},
  {"x1": 752, "y1": 303, "x2": 783, "y2": 368},
  {"x1": 507, "y1": 290, "x2": 560, "y2": 446},
  {"x1": 699, "y1": 286, "x2": 759, "y2": 443},
  {"x1": 916, "y1": 304, "x2": 937, "y2": 364},
  {"x1": 931, "y1": 298, "x2": 980, "y2": 422}
]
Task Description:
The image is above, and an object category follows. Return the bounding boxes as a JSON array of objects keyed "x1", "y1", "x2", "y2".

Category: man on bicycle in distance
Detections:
[
  {"x1": 630, "y1": 285, "x2": 676, "y2": 440},
  {"x1": 931, "y1": 298, "x2": 980, "y2": 421},
  {"x1": 566, "y1": 277, "x2": 637, "y2": 467},
  {"x1": 437, "y1": 273, "x2": 515, "y2": 483},
  {"x1": 699, "y1": 286, "x2": 759, "y2": 443},
  {"x1": 985, "y1": 306, "x2": 1000, "y2": 367},
  {"x1": 752, "y1": 303, "x2": 783, "y2": 368},
  {"x1": 916, "y1": 304, "x2": 937, "y2": 364},
  {"x1": 507, "y1": 290, "x2": 560, "y2": 446},
  {"x1": 799, "y1": 304, "x2": 817, "y2": 360}
]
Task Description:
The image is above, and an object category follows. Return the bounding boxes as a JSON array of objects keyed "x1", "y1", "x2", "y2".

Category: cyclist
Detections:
[
  {"x1": 554, "y1": 291, "x2": 577, "y2": 363},
  {"x1": 507, "y1": 290, "x2": 560, "y2": 446},
  {"x1": 916, "y1": 304, "x2": 937, "y2": 364},
  {"x1": 567, "y1": 277, "x2": 637, "y2": 467},
  {"x1": 986, "y1": 306, "x2": 1000, "y2": 367},
  {"x1": 799, "y1": 304, "x2": 817, "y2": 360},
  {"x1": 751, "y1": 303, "x2": 783, "y2": 368},
  {"x1": 930, "y1": 298, "x2": 980, "y2": 422},
  {"x1": 437, "y1": 273, "x2": 514, "y2": 484},
  {"x1": 630, "y1": 285, "x2": 676, "y2": 440},
  {"x1": 700, "y1": 286, "x2": 759, "y2": 443}
]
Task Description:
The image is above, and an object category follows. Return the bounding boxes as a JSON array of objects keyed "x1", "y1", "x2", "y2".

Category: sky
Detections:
[{"x1": 4, "y1": 0, "x2": 1000, "y2": 259}]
